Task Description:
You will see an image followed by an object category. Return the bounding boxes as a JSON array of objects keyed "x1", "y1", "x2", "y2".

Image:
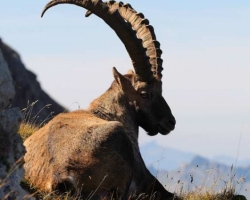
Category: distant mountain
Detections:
[
  {"x1": 188, "y1": 155, "x2": 250, "y2": 182},
  {"x1": 140, "y1": 142, "x2": 250, "y2": 172},
  {"x1": 140, "y1": 142, "x2": 250, "y2": 198},
  {"x1": 212, "y1": 155, "x2": 250, "y2": 168},
  {"x1": 157, "y1": 155, "x2": 250, "y2": 199},
  {"x1": 140, "y1": 142, "x2": 195, "y2": 172}
]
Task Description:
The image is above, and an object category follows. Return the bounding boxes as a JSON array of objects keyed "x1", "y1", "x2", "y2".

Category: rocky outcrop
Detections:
[
  {"x1": 0, "y1": 38, "x2": 65, "y2": 125},
  {"x1": 0, "y1": 49, "x2": 32, "y2": 199},
  {"x1": 0, "y1": 50, "x2": 15, "y2": 110}
]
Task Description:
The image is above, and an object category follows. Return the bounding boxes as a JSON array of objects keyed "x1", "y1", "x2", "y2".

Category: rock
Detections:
[
  {"x1": 0, "y1": 109, "x2": 29, "y2": 200},
  {"x1": 0, "y1": 38, "x2": 65, "y2": 125},
  {"x1": 0, "y1": 50, "x2": 33, "y2": 199},
  {"x1": 0, "y1": 49, "x2": 15, "y2": 110}
]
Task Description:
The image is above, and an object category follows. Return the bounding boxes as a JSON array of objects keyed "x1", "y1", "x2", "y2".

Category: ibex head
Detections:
[
  {"x1": 42, "y1": 0, "x2": 176, "y2": 136},
  {"x1": 112, "y1": 67, "x2": 175, "y2": 136}
]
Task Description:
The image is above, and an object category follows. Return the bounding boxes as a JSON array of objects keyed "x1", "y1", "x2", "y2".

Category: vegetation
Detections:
[
  {"x1": 18, "y1": 122, "x2": 39, "y2": 141},
  {"x1": 180, "y1": 192, "x2": 246, "y2": 200},
  {"x1": 18, "y1": 101, "x2": 52, "y2": 141}
]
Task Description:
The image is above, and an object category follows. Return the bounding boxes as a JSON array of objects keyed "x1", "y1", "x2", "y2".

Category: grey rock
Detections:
[
  {"x1": 0, "y1": 109, "x2": 33, "y2": 200},
  {"x1": 0, "y1": 51, "x2": 33, "y2": 199},
  {"x1": 0, "y1": 49, "x2": 15, "y2": 110}
]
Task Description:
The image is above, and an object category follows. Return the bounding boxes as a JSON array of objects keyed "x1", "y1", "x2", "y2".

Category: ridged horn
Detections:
[{"x1": 41, "y1": 0, "x2": 163, "y2": 81}]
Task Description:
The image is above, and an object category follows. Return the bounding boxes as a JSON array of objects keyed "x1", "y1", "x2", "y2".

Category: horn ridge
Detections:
[
  {"x1": 106, "y1": 1, "x2": 163, "y2": 80},
  {"x1": 107, "y1": 3, "x2": 163, "y2": 79},
  {"x1": 42, "y1": 0, "x2": 162, "y2": 80}
]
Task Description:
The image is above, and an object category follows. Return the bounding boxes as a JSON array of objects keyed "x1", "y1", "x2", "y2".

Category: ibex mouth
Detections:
[{"x1": 158, "y1": 119, "x2": 175, "y2": 135}]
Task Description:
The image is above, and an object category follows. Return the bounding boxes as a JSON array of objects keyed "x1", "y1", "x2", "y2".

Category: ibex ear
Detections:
[
  {"x1": 112, "y1": 67, "x2": 131, "y2": 91},
  {"x1": 127, "y1": 69, "x2": 134, "y2": 74}
]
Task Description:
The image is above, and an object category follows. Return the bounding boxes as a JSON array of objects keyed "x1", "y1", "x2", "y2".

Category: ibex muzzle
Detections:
[{"x1": 24, "y1": 1, "x2": 177, "y2": 199}]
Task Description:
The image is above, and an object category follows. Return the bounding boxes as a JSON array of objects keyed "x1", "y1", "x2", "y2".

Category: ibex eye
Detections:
[{"x1": 140, "y1": 92, "x2": 150, "y2": 99}]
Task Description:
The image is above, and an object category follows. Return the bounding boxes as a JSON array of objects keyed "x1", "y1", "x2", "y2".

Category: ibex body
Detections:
[{"x1": 24, "y1": 1, "x2": 176, "y2": 199}]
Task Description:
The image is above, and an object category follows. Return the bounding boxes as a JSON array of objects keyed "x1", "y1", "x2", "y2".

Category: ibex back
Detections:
[{"x1": 24, "y1": 1, "x2": 176, "y2": 199}]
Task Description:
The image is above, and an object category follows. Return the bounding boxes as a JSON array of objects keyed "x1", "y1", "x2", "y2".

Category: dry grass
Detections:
[
  {"x1": 179, "y1": 192, "x2": 246, "y2": 200},
  {"x1": 18, "y1": 101, "x2": 52, "y2": 141},
  {"x1": 18, "y1": 122, "x2": 39, "y2": 141}
]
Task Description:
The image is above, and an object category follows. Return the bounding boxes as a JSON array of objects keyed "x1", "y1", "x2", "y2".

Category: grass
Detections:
[
  {"x1": 180, "y1": 192, "x2": 246, "y2": 200},
  {"x1": 160, "y1": 160, "x2": 248, "y2": 199},
  {"x1": 18, "y1": 101, "x2": 52, "y2": 140},
  {"x1": 18, "y1": 122, "x2": 39, "y2": 141}
]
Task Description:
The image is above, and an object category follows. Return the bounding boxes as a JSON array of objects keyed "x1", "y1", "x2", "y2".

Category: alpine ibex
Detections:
[{"x1": 24, "y1": 0, "x2": 176, "y2": 199}]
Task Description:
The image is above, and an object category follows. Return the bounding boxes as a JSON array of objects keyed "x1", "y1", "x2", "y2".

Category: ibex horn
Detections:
[{"x1": 42, "y1": 0, "x2": 163, "y2": 81}]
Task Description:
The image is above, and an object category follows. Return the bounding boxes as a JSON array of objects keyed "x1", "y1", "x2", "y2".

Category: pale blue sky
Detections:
[{"x1": 1, "y1": 1, "x2": 250, "y2": 161}]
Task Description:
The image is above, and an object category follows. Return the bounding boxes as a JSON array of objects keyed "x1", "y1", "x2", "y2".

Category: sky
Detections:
[{"x1": 1, "y1": 0, "x2": 250, "y2": 161}]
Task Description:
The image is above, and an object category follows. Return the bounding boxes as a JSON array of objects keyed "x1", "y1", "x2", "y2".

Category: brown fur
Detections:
[
  {"x1": 24, "y1": 69, "x2": 176, "y2": 199},
  {"x1": 24, "y1": 110, "x2": 134, "y2": 198}
]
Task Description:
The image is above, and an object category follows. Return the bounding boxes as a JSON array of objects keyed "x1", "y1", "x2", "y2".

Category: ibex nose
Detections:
[
  {"x1": 158, "y1": 116, "x2": 176, "y2": 135},
  {"x1": 169, "y1": 117, "x2": 176, "y2": 126}
]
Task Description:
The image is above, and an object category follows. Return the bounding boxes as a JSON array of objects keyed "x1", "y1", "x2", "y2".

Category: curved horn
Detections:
[{"x1": 42, "y1": 0, "x2": 163, "y2": 81}]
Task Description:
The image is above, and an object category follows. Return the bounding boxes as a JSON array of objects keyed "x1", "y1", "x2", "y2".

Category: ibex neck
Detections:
[{"x1": 87, "y1": 87, "x2": 138, "y2": 134}]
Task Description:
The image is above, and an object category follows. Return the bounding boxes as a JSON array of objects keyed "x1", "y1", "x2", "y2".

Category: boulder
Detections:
[
  {"x1": 0, "y1": 50, "x2": 33, "y2": 199},
  {"x1": 0, "y1": 49, "x2": 15, "y2": 110}
]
